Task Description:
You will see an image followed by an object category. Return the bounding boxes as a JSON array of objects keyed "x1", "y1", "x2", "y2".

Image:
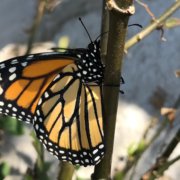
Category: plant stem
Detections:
[
  {"x1": 100, "y1": 0, "x2": 109, "y2": 64},
  {"x1": 26, "y1": 0, "x2": 46, "y2": 54},
  {"x1": 125, "y1": 0, "x2": 180, "y2": 50},
  {"x1": 57, "y1": 162, "x2": 75, "y2": 180},
  {"x1": 93, "y1": 0, "x2": 133, "y2": 179}
]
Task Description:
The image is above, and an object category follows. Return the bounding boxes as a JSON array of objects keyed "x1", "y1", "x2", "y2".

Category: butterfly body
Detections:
[{"x1": 0, "y1": 40, "x2": 105, "y2": 166}]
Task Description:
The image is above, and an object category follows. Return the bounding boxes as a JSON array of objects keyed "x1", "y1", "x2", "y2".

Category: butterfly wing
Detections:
[
  {"x1": 0, "y1": 52, "x2": 74, "y2": 123},
  {"x1": 34, "y1": 63, "x2": 105, "y2": 166}
]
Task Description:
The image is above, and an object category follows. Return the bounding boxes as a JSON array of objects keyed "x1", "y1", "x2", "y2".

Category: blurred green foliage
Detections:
[
  {"x1": 0, "y1": 162, "x2": 10, "y2": 179},
  {"x1": 113, "y1": 172, "x2": 124, "y2": 180},
  {"x1": 24, "y1": 131, "x2": 51, "y2": 180},
  {"x1": 0, "y1": 115, "x2": 24, "y2": 135},
  {"x1": 128, "y1": 140, "x2": 146, "y2": 157}
]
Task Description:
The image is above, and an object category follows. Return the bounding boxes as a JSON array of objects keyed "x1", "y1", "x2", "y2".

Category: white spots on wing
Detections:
[
  {"x1": 9, "y1": 73, "x2": 16, "y2": 81},
  {"x1": 38, "y1": 98, "x2": 42, "y2": 105},
  {"x1": 0, "y1": 63, "x2": 5, "y2": 69},
  {"x1": 78, "y1": 65, "x2": 82, "y2": 69},
  {"x1": 26, "y1": 118, "x2": 31, "y2": 122},
  {"x1": 12, "y1": 113, "x2": 17, "y2": 117},
  {"x1": 44, "y1": 139, "x2": 47, "y2": 144},
  {"x1": 39, "y1": 117, "x2": 43, "y2": 122},
  {"x1": 99, "y1": 144, "x2": 104, "y2": 149},
  {"x1": 82, "y1": 70, "x2": 87, "y2": 75},
  {"x1": 77, "y1": 72, "x2": 81, "y2": 77},
  {"x1": 21, "y1": 111, "x2": 25, "y2": 115},
  {"x1": 39, "y1": 135, "x2": 43, "y2": 140},
  {"x1": 62, "y1": 156, "x2": 67, "y2": 160},
  {"x1": 26, "y1": 55, "x2": 34, "y2": 60},
  {"x1": 53, "y1": 74, "x2": 60, "y2": 81},
  {"x1": 27, "y1": 114, "x2": 32, "y2": 118},
  {"x1": 40, "y1": 52, "x2": 59, "y2": 56},
  {"x1": 44, "y1": 92, "x2": 49, "y2": 98},
  {"x1": 0, "y1": 86, "x2": 3, "y2": 95},
  {"x1": 75, "y1": 160, "x2": 79, "y2": 163},
  {"x1": 91, "y1": 53, "x2": 95, "y2": 57},
  {"x1": 9, "y1": 67, "x2": 16, "y2": 73},
  {"x1": 36, "y1": 110, "x2": 40, "y2": 116},
  {"x1": 48, "y1": 142, "x2": 52, "y2": 146},
  {"x1": 77, "y1": 54, "x2": 81, "y2": 58},
  {"x1": 8, "y1": 104, "x2": 12, "y2": 108},
  {"x1": 49, "y1": 148, "x2": 53, "y2": 152},
  {"x1": 85, "y1": 159, "x2": 89, "y2": 163},
  {"x1": 93, "y1": 149, "x2": 98, "y2": 154},
  {"x1": 12, "y1": 107, "x2": 17, "y2": 112},
  {"x1": 18, "y1": 115, "x2": 23, "y2": 119},
  {"x1": 35, "y1": 124, "x2": 39, "y2": 130},
  {"x1": 0, "y1": 101, "x2": 4, "y2": 106},
  {"x1": 11, "y1": 59, "x2": 18, "y2": 64},
  {"x1": 21, "y1": 62, "x2": 28, "y2": 67},
  {"x1": 94, "y1": 156, "x2": 100, "y2": 161},
  {"x1": 59, "y1": 150, "x2": 65, "y2": 154},
  {"x1": 39, "y1": 128, "x2": 44, "y2": 133}
]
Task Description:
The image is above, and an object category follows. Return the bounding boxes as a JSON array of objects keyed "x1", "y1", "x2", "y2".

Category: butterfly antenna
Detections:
[
  {"x1": 79, "y1": 17, "x2": 93, "y2": 42},
  {"x1": 128, "y1": 23, "x2": 143, "y2": 28}
]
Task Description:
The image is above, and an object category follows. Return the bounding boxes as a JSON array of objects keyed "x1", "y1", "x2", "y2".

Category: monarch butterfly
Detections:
[{"x1": 0, "y1": 37, "x2": 105, "y2": 166}]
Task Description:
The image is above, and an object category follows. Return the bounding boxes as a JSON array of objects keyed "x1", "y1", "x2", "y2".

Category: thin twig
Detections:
[
  {"x1": 135, "y1": 0, "x2": 156, "y2": 20},
  {"x1": 25, "y1": 0, "x2": 47, "y2": 54},
  {"x1": 125, "y1": 0, "x2": 180, "y2": 50}
]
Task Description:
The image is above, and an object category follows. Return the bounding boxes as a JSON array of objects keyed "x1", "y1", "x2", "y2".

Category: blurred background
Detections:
[{"x1": 0, "y1": 0, "x2": 180, "y2": 179}]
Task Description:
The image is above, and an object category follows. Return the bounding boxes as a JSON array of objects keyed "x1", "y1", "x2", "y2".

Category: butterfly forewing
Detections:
[{"x1": 0, "y1": 53, "x2": 74, "y2": 123}]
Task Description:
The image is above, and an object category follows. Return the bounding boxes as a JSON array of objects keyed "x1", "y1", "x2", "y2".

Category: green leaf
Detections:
[
  {"x1": 24, "y1": 174, "x2": 33, "y2": 180},
  {"x1": 0, "y1": 115, "x2": 24, "y2": 135},
  {"x1": 58, "y1": 36, "x2": 70, "y2": 52},
  {"x1": 113, "y1": 171, "x2": 124, "y2": 180},
  {"x1": 0, "y1": 162, "x2": 10, "y2": 179},
  {"x1": 165, "y1": 17, "x2": 180, "y2": 29},
  {"x1": 128, "y1": 140, "x2": 146, "y2": 156}
]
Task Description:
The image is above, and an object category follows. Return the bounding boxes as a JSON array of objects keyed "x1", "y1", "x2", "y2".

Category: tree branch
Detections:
[{"x1": 93, "y1": 0, "x2": 134, "y2": 179}]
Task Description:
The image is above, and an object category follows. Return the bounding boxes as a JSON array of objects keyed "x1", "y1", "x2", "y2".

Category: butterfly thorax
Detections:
[{"x1": 75, "y1": 41, "x2": 104, "y2": 85}]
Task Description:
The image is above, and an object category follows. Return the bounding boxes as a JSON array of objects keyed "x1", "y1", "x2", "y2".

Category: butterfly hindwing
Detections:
[{"x1": 33, "y1": 63, "x2": 104, "y2": 166}]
